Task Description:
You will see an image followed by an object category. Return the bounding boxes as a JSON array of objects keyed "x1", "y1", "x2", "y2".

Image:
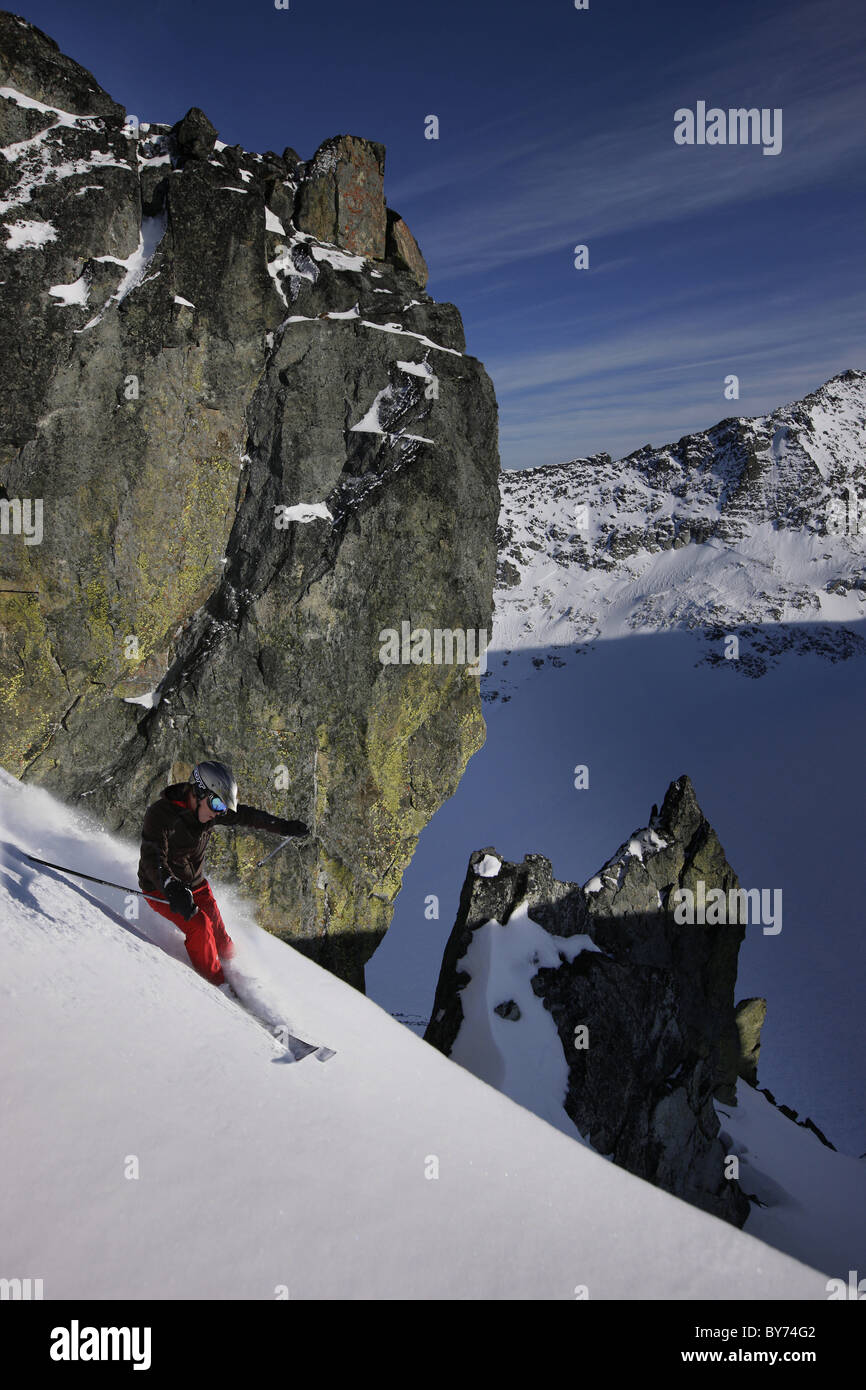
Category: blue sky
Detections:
[{"x1": 18, "y1": 0, "x2": 866, "y2": 469}]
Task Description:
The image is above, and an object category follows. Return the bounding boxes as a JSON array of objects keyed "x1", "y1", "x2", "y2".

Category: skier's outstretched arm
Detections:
[{"x1": 220, "y1": 804, "x2": 310, "y2": 837}]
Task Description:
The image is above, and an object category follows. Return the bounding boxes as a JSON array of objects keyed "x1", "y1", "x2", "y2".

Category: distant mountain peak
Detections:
[{"x1": 491, "y1": 370, "x2": 866, "y2": 685}]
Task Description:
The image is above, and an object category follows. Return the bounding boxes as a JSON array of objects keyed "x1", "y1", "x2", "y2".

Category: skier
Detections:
[{"x1": 138, "y1": 760, "x2": 309, "y2": 987}]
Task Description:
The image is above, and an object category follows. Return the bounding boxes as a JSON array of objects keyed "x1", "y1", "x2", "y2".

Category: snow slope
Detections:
[
  {"x1": 0, "y1": 768, "x2": 830, "y2": 1299},
  {"x1": 716, "y1": 1086, "x2": 866, "y2": 1280}
]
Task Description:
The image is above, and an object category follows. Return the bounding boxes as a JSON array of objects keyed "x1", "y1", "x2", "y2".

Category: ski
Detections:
[
  {"x1": 279, "y1": 1036, "x2": 336, "y2": 1064},
  {"x1": 260, "y1": 1020, "x2": 336, "y2": 1064},
  {"x1": 267, "y1": 1019, "x2": 336, "y2": 1064},
  {"x1": 219, "y1": 986, "x2": 335, "y2": 1063}
]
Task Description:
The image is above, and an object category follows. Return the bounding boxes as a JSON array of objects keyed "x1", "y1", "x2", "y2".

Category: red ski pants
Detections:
[{"x1": 147, "y1": 880, "x2": 234, "y2": 986}]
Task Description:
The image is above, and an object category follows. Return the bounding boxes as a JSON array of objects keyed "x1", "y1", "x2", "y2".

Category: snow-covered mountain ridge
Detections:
[{"x1": 492, "y1": 369, "x2": 866, "y2": 680}]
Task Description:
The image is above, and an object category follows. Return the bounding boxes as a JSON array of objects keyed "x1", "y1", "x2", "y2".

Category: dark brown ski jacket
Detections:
[{"x1": 138, "y1": 783, "x2": 303, "y2": 893}]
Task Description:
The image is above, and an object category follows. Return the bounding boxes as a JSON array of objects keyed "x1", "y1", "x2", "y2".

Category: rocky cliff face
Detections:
[
  {"x1": 0, "y1": 12, "x2": 500, "y2": 988},
  {"x1": 424, "y1": 775, "x2": 754, "y2": 1225}
]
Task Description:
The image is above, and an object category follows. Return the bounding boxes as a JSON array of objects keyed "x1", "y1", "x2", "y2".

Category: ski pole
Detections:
[
  {"x1": 253, "y1": 837, "x2": 296, "y2": 869},
  {"x1": 252, "y1": 832, "x2": 316, "y2": 869},
  {"x1": 24, "y1": 853, "x2": 165, "y2": 901},
  {"x1": 254, "y1": 745, "x2": 321, "y2": 874}
]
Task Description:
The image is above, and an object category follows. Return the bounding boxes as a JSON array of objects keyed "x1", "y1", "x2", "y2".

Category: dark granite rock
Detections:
[
  {"x1": 757, "y1": 1088, "x2": 837, "y2": 1151},
  {"x1": 385, "y1": 209, "x2": 429, "y2": 289},
  {"x1": 735, "y1": 996, "x2": 766, "y2": 1085},
  {"x1": 295, "y1": 134, "x2": 387, "y2": 259},
  {"x1": 171, "y1": 106, "x2": 218, "y2": 163},
  {"x1": 493, "y1": 1000, "x2": 521, "y2": 1021},
  {"x1": 0, "y1": 11, "x2": 126, "y2": 126},
  {"x1": 425, "y1": 775, "x2": 751, "y2": 1225}
]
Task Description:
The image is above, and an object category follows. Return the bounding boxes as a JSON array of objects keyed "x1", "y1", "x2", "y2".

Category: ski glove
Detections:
[
  {"x1": 272, "y1": 818, "x2": 310, "y2": 839},
  {"x1": 164, "y1": 876, "x2": 196, "y2": 920}
]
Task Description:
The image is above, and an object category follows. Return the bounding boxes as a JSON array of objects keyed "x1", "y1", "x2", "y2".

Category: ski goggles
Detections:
[{"x1": 191, "y1": 767, "x2": 227, "y2": 814}]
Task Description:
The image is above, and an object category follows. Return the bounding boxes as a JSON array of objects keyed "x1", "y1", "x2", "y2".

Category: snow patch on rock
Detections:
[{"x1": 4, "y1": 218, "x2": 57, "y2": 249}]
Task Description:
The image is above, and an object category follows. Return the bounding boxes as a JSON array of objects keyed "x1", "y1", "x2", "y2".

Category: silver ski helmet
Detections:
[{"x1": 190, "y1": 760, "x2": 238, "y2": 813}]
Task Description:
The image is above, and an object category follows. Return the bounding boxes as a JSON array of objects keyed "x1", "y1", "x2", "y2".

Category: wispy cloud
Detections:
[
  {"x1": 384, "y1": 0, "x2": 866, "y2": 471},
  {"x1": 491, "y1": 289, "x2": 866, "y2": 468},
  {"x1": 489, "y1": 289, "x2": 865, "y2": 397},
  {"x1": 391, "y1": 0, "x2": 865, "y2": 282},
  {"x1": 497, "y1": 359, "x2": 864, "y2": 472},
  {"x1": 418, "y1": 89, "x2": 862, "y2": 282}
]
